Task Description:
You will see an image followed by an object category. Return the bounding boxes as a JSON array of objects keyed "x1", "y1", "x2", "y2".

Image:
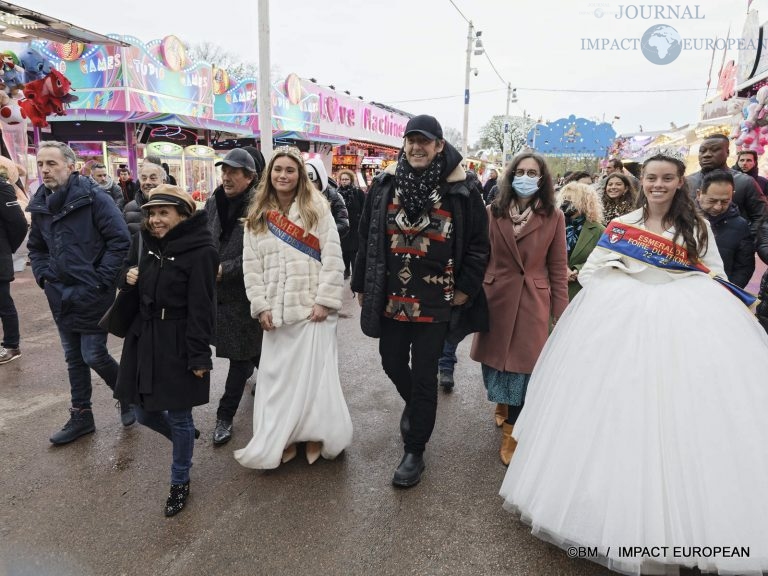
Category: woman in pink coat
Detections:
[{"x1": 470, "y1": 152, "x2": 568, "y2": 466}]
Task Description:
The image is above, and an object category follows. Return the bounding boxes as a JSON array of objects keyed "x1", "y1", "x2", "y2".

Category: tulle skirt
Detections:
[
  {"x1": 234, "y1": 314, "x2": 353, "y2": 469},
  {"x1": 500, "y1": 268, "x2": 768, "y2": 575}
]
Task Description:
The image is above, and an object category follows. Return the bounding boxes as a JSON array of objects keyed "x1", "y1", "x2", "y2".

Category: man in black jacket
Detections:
[
  {"x1": 687, "y1": 134, "x2": 766, "y2": 233},
  {"x1": 695, "y1": 170, "x2": 755, "y2": 288},
  {"x1": 206, "y1": 148, "x2": 263, "y2": 445},
  {"x1": 123, "y1": 161, "x2": 167, "y2": 235},
  {"x1": 352, "y1": 115, "x2": 489, "y2": 487},
  {"x1": 28, "y1": 142, "x2": 131, "y2": 444},
  {"x1": 0, "y1": 177, "x2": 28, "y2": 365},
  {"x1": 733, "y1": 150, "x2": 768, "y2": 196}
]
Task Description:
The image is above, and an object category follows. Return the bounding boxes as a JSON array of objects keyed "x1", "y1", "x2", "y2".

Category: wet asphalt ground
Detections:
[{"x1": 0, "y1": 261, "x2": 645, "y2": 576}]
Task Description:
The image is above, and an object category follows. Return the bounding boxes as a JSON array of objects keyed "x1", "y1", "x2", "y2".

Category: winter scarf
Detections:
[
  {"x1": 394, "y1": 152, "x2": 445, "y2": 224},
  {"x1": 509, "y1": 201, "x2": 536, "y2": 235},
  {"x1": 565, "y1": 214, "x2": 586, "y2": 255},
  {"x1": 214, "y1": 186, "x2": 248, "y2": 241}
]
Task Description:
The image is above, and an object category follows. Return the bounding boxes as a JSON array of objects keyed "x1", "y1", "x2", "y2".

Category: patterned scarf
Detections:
[
  {"x1": 508, "y1": 202, "x2": 536, "y2": 235},
  {"x1": 394, "y1": 152, "x2": 445, "y2": 225},
  {"x1": 564, "y1": 214, "x2": 586, "y2": 256}
]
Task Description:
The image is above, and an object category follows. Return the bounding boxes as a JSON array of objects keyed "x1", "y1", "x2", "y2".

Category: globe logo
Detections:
[{"x1": 641, "y1": 24, "x2": 682, "y2": 65}]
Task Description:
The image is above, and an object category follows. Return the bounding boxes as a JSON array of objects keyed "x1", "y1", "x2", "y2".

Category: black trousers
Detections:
[
  {"x1": 379, "y1": 317, "x2": 448, "y2": 454},
  {"x1": 216, "y1": 354, "x2": 261, "y2": 421}
]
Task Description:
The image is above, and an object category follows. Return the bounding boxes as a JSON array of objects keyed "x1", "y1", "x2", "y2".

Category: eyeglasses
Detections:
[{"x1": 514, "y1": 169, "x2": 540, "y2": 178}]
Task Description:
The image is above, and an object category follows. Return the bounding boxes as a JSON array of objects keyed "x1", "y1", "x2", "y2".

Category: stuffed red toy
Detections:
[{"x1": 19, "y1": 69, "x2": 77, "y2": 127}]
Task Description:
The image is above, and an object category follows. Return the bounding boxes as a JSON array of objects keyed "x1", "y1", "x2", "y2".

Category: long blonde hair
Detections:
[
  {"x1": 556, "y1": 182, "x2": 604, "y2": 223},
  {"x1": 245, "y1": 147, "x2": 324, "y2": 235}
]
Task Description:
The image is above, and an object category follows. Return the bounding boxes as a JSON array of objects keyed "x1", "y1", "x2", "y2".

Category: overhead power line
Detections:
[
  {"x1": 383, "y1": 86, "x2": 705, "y2": 104},
  {"x1": 448, "y1": 0, "x2": 470, "y2": 23}
]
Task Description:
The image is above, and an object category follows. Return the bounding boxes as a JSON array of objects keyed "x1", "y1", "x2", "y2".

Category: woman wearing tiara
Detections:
[
  {"x1": 499, "y1": 153, "x2": 768, "y2": 575},
  {"x1": 234, "y1": 147, "x2": 352, "y2": 469}
]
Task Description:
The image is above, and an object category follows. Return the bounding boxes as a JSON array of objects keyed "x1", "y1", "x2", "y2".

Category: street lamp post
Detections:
[
  {"x1": 462, "y1": 22, "x2": 483, "y2": 160},
  {"x1": 258, "y1": 0, "x2": 273, "y2": 159}
]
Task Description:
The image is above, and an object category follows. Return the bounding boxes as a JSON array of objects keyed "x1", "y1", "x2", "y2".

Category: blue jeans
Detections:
[
  {"x1": 57, "y1": 328, "x2": 119, "y2": 409},
  {"x1": 133, "y1": 405, "x2": 195, "y2": 484},
  {"x1": 437, "y1": 340, "x2": 458, "y2": 374},
  {"x1": 0, "y1": 281, "x2": 19, "y2": 349}
]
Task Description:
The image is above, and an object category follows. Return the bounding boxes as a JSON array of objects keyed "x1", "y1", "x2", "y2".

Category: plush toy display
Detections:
[
  {"x1": 732, "y1": 86, "x2": 768, "y2": 156},
  {"x1": 19, "y1": 69, "x2": 78, "y2": 127},
  {"x1": 19, "y1": 48, "x2": 52, "y2": 82}
]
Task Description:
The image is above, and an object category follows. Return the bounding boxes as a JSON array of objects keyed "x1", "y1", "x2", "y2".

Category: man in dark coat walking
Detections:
[
  {"x1": 687, "y1": 134, "x2": 766, "y2": 233},
  {"x1": 336, "y1": 169, "x2": 365, "y2": 279},
  {"x1": 695, "y1": 169, "x2": 755, "y2": 288},
  {"x1": 733, "y1": 150, "x2": 768, "y2": 196},
  {"x1": 122, "y1": 162, "x2": 167, "y2": 234},
  {"x1": 27, "y1": 141, "x2": 131, "y2": 445},
  {"x1": 0, "y1": 177, "x2": 28, "y2": 365},
  {"x1": 352, "y1": 115, "x2": 489, "y2": 488},
  {"x1": 206, "y1": 148, "x2": 264, "y2": 445}
]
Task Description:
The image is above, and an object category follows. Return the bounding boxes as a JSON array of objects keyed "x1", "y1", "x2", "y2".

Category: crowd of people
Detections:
[{"x1": 4, "y1": 115, "x2": 768, "y2": 573}]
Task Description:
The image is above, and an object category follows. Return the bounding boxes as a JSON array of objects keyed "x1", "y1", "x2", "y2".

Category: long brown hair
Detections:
[
  {"x1": 638, "y1": 154, "x2": 708, "y2": 261},
  {"x1": 603, "y1": 172, "x2": 636, "y2": 203},
  {"x1": 491, "y1": 151, "x2": 555, "y2": 218},
  {"x1": 245, "y1": 147, "x2": 325, "y2": 235}
]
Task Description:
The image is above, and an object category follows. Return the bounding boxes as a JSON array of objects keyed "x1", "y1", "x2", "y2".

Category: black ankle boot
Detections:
[
  {"x1": 50, "y1": 408, "x2": 95, "y2": 445},
  {"x1": 392, "y1": 452, "x2": 425, "y2": 488},
  {"x1": 164, "y1": 481, "x2": 190, "y2": 517}
]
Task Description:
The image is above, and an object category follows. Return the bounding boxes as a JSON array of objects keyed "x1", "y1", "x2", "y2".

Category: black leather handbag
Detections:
[{"x1": 98, "y1": 233, "x2": 142, "y2": 338}]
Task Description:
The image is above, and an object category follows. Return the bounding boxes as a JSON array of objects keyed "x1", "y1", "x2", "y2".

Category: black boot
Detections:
[
  {"x1": 164, "y1": 481, "x2": 190, "y2": 517},
  {"x1": 117, "y1": 401, "x2": 136, "y2": 427},
  {"x1": 212, "y1": 419, "x2": 233, "y2": 445},
  {"x1": 50, "y1": 408, "x2": 95, "y2": 445},
  {"x1": 392, "y1": 452, "x2": 425, "y2": 488}
]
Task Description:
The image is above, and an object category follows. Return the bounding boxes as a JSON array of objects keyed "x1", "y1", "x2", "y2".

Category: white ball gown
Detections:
[{"x1": 499, "y1": 209, "x2": 768, "y2": 575}]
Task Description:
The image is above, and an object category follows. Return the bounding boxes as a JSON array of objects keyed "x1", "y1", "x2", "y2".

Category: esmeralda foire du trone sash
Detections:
[
  {"x1": 267, "y1": 210, "x2": 321, "y2": 262},
  {"x1": 597, "y1": 221, "x2": 757, "y2": 309}
]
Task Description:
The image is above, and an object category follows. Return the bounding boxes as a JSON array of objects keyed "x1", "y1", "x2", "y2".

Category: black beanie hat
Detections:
[{"x1": 242, "y1": 146, "x2": 266, "y2": 177}]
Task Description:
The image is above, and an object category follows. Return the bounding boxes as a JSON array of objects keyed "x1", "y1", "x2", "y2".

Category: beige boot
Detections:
[
  {"x1": 500, "y1": 422, "x2": 517, "y2": 466},
  {"x1": 494, "y1": 403, "x2": 508, "y2": 427}
]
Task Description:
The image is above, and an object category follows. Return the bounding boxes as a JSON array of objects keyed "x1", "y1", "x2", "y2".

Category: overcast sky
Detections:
[{"x1": 16, "y1": 0, "x2": 759, "y2": 144}]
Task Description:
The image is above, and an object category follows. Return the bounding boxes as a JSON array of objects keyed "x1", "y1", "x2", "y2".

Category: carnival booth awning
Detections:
[
  {"x1": 0, "y1": 2, "x2": 128, "y2": 45},
  {"x1": 47, "y1": 109, "x2": 254, "y2": 137}
]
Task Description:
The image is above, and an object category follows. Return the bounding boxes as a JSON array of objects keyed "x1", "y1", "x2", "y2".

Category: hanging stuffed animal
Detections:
[
  {"x1": 19, "y1": 48, "x2": 52, "y2": 82},
  {"x1": 19, "y1": 69, "x2": 77, "y2": 127}
]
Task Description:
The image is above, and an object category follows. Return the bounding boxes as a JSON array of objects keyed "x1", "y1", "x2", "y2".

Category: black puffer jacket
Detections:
[
  {"x1": 115, "y1": 211, "x2": 218, "y2": 412},
  {"x1": 122, "y1": 189, "x2": 148, "y2": 235},
  {"x1": 703, "y1": 202, "x2": 754, "y2": 288},
  {"x1": 352, "y1": 143, "x2": 490, "y2": 342},
  {"x1": 0, "y1": 180, "x2": 28, "y2": 282},
  {"x1": 322, "y1": 183, "x2": 350, "y2": 240},
  {"x1": 204, "y1": 184, "x2": 262, "y2": 360},
  {"x1": 27, "y1": 173, "x2": 130, "y2": 332}
]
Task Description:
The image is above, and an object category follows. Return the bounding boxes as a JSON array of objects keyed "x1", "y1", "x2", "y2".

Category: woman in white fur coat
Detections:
[{"x1": 234, "y1": 147, "x2": 352, "y2": 469}]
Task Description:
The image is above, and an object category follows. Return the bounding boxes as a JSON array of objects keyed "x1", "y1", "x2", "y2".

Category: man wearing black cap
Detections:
[
  {"x1": 352, "y1": 115, "x2": 489, "y2": 487},
  {"x1": 206, "y1": 148, "x2": 263, "y2": 445}
]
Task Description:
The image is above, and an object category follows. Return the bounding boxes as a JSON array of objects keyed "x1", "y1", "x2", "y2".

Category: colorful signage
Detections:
[
  {"x1": 36, "y1": 40, "x2": 125, "y2": 111},
  {"x1": 35, "y1": 34, "x2": 213, "y2": 118},
  {"x1": 214, "y1": 77, "x2": 259, "y2": 132},
  {"x1": 271, "y1": 73, "x2": 409, "y2": 146}
]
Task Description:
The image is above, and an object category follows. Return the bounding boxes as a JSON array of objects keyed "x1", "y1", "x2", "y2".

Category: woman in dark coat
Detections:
[
  {"x1": 0, "y1": 179, "x2": 28, "y2": 364},
  {"x1": 336, "y1": 169, "x2": 365, "y2": 279},
  {"x1": 115, "y1": 184, "x2": 218, "y2": 517}
]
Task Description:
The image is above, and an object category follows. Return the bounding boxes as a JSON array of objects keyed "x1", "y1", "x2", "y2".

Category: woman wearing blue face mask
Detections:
[{"x1": 470, "y1": 152, "x2": 568, "y2": 466}]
